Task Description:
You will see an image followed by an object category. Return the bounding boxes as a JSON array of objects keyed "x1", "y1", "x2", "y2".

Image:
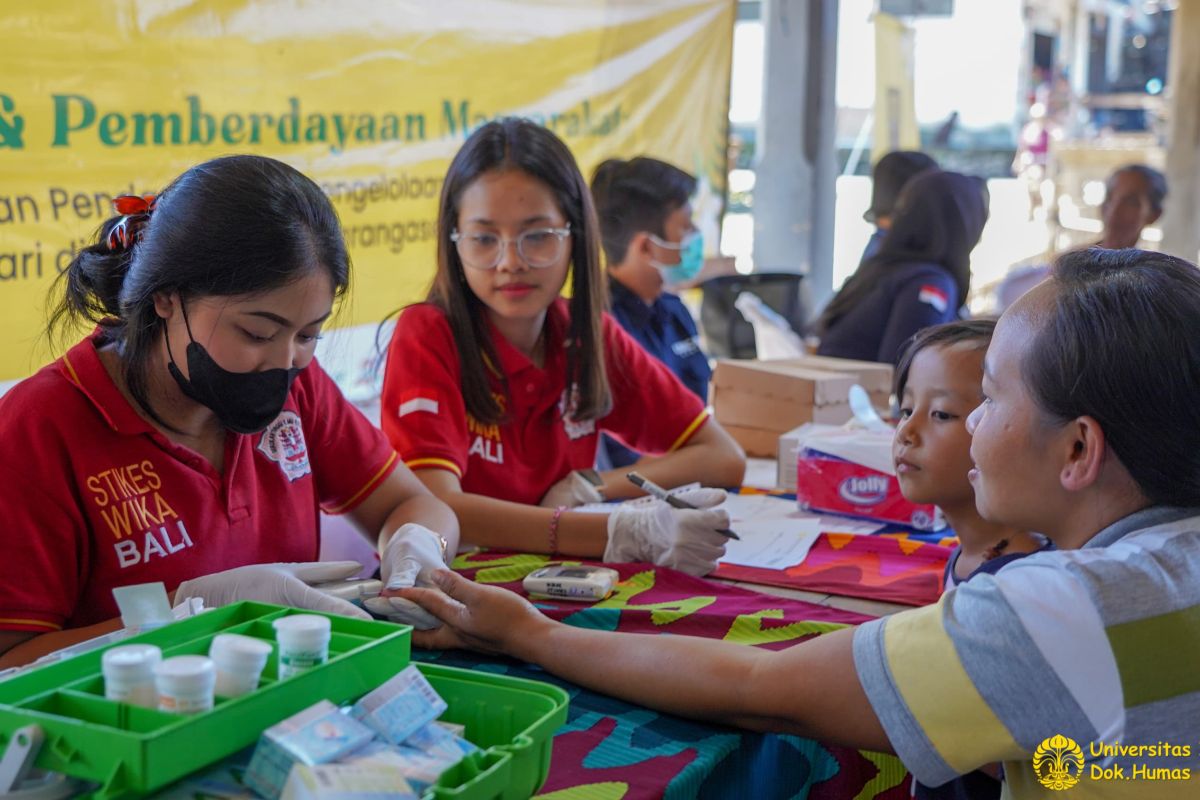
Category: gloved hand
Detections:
[
  {"x1": 174, "y1": 561, "x2": 370, "y2": 620},
  {"x1": 604, "y1": 488, "x2": 730, "y2": 576},
  {"x1": 374, "y1": 523, "x2": 450, "y2": 631},
  {"x1": 539, "y1": 470, "x2": 605, "y2": 508},
  {"x1": 380, "y1": 523, "x2": 449, "y2": 590}
]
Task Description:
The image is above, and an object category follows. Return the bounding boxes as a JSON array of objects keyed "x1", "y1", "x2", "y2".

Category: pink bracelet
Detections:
[{"x1": 548, "y1": 505, "x2": 567, "y2": 554}]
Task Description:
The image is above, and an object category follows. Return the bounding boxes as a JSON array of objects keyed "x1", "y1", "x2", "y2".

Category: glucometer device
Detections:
[{"x1": 522, "y1": 565, "x2": 620, "y2": 601}]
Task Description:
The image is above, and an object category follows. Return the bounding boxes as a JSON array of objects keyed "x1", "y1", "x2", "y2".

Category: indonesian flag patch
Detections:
[
  {"x1": 917, "y1": 284, "x2": 949, "y2": 314},
  {"x1": 398, "y1": 389, "x2": 440, "y2": 417}
]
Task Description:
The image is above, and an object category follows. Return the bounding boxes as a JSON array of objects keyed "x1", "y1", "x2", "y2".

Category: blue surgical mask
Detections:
[{"x1": 649, "y1": 230, "x2": 704, "y2": 285}]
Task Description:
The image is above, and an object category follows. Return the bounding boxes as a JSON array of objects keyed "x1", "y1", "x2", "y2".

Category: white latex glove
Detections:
[
  {"x1": 175, "y1": 561, "x2": 370, "y2": 620},
  {"x1": 373, "y1": 523, "x2": 449, "y2": 631},
  {"x1": 539, "y1": 470, "x2": 605, "y2": 508},
  {"x1": 380, "y1": 523, "x2": 449, "y2": 590},
  {"x1": 603, "y1": 488, "x2": 731, "y2": 576}
]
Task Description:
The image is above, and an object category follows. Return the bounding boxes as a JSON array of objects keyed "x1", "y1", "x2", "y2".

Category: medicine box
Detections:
[{"x1": 0, "y1": 601, "x2": 569, "y2": 800}]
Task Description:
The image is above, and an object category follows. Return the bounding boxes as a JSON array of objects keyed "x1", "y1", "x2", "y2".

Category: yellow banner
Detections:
[{"x1": 0, "y1": 0, "x2": 734, "y2": 384}]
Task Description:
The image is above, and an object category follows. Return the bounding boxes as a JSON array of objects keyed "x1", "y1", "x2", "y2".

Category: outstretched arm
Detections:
[{"x1": 399, "y1": 570, "x2": 892, "y2": 752}]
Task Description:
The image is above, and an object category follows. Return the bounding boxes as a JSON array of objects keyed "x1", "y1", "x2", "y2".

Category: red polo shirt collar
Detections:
[{"x1": 58, "y1": 329, "x2": 158, "y2": 437}]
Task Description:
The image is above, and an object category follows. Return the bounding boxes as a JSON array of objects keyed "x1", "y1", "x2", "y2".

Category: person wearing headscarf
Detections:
[
  {"x1": 859, "y1": 151, "x2": 938, "y2": 265},
  {"x1": 815, "y1": 170, "x2": 990, "y2": 366}
]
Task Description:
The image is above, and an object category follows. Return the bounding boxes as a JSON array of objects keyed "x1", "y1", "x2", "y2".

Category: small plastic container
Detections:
[
  {"x1": 272, "y1": 614, "x2": 331, "y2": 679},
  {"x1": 101, "y1": 644, "x2": 162, "y2": 708},
  {"x1": 208, "y1": 633, "x2": 272, "y2": 698},
  {"x1": 154, "y1": 655, "x2": 216, "y2": 715}
]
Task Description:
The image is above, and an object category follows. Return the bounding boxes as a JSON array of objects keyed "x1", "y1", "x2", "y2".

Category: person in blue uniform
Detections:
[
  {"x1": 859, "y1": 150, "x2": 938, "y2": 266},
  {"x1": 591, "y1": 157, "x2": 711, "y2": 468},
  {"x1": 815, "y1": 170, "x2": 989, "y2": 366}
]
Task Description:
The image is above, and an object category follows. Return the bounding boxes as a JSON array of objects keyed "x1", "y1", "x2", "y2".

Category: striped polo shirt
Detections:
[{"x1": 853, "y1": 506, "x2": 1200, "y2": 798}]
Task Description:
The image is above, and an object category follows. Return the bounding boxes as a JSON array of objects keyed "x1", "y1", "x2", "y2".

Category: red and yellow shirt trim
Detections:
[
  {"x1": 404, "y1": 457, "x2": 464, "y2": 479},
  {"x1": 321, "y1": 452, "x2": 399, "y2": 515},
  {"x1": 668, "y1": 410, "x2": 710, "y2": 453}
]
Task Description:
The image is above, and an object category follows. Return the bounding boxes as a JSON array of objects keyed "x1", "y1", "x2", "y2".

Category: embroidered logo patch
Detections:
[
  {"x1": 671, "y1": 336, "x2": 702, "y2": 358},
  {"x1": 257, "y1": 411, "x2": 311, "y2": 482},
  {"x1": 917, "y1": 284, "x2": 949, "y2": 314}
]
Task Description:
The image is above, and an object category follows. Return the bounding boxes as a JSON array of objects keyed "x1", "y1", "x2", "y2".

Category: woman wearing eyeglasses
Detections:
[{"x1": 380, "y1": 119, "x2": 745, "y2": 579}]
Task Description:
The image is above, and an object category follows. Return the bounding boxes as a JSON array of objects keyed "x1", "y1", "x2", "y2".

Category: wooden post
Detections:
[{"x1": 1161, "y1": 0, "x2": 1200, "y2": 262}]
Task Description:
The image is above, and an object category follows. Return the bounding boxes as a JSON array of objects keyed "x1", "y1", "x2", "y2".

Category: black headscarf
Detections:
[{"x1": 817, "y1": 169, "x2": 989, "y2": 334}]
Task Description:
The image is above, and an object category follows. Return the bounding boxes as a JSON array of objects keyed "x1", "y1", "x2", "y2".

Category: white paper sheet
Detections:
[
  {"x1": 718, "y1": 518, "x2": 821, "y2": 570},
  {"x1": 810, "y1": 515, "x2": 886, "y2": 535},
  {"x1": 720, "y1": 492, "x2": 798, "y2": 522},
  {"x1": 742, "y1": 457, "x2": 780, "y2": 490}
]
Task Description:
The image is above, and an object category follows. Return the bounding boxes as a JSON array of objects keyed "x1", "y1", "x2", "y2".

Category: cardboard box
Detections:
[
  {"x1": 711, "y1": 357, "x2": 893, "y2": 458},
  {"x1": 780, "y1": 354, "x2": 894, "y2": 397},
  {"x1": 723, "y1": 424, "x2": 784, "y2": 459},
  {"x1": 776, "y1": 425, "x2": 807, "y2": 490}
]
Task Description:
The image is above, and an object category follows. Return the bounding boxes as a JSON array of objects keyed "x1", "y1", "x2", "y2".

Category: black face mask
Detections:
[{"x1": 166, "y1": 306, "x2": 301, "y2": 434}]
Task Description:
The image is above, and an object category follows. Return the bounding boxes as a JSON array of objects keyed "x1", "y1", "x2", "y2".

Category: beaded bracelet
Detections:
[{"x1": 548, "y1": 505, "x2": 567, "y2": 554}]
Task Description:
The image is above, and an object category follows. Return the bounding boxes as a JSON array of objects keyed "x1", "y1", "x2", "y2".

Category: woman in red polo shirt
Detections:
[
  {"x1": 0, "y1": 155, "x2": 458, "y2": 668},
  {"x1": 381, "y1": 119, "x2": 745, "y2": 575}
]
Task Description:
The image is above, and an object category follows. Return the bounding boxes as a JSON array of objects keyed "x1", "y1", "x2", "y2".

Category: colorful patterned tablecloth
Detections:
[
  {"x1": 444, "y1": 552, "x2": 913, "y2": 799},
  {"x1": 715, "y1": 488, "x2": 957, "y2": 606},
  {"x1": 158, "y1": 555, "x2": 916, "y2": 799},
  {"x1": 714, "y1": 532, "x2": 954, "y2": 607}
]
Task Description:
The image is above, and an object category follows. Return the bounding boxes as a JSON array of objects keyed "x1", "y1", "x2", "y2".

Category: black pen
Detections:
[{"x1": 626, "y1": 472, "x2": 740, "y2": 540}]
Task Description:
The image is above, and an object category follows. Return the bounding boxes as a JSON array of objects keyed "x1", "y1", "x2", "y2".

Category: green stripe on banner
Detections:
[{"x1": 1108, "y1": 603, "x2": 1200, "y2": 707}]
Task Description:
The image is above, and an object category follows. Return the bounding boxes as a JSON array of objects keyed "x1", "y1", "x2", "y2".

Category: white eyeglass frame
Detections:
[{"x1": 450, "y1": 222, "x2": 572, "y2": 270}]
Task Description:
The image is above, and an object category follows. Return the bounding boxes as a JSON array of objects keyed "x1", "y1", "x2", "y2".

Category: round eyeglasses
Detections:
[{"x1": 450, "y1": 223, "x2": 571, "y2": 270}]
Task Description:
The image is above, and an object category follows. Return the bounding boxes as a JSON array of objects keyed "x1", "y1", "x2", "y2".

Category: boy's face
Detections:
[
  {"x1": 652, "y1": 203, "x2": 696, "y2": 268},
  {"x1": 611, "y1": 203, "x2": 695, "y2": 301},
  {"x1": 893, "y1": 343, "x2": 984, "y2": 511}
]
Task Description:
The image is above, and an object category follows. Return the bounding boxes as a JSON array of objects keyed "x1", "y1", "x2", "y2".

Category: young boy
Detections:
[{"x1": 590, "y1": 157, "x2": 711, "y2": 468}]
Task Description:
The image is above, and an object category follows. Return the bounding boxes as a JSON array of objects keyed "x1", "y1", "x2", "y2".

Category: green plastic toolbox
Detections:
[{"x1": 0, "y1": 601, "x2": 568, "y2": 799}]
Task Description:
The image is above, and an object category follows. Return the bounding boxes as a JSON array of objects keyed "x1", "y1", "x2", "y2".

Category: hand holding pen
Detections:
[{"x1": 626, "y1": 472, "x2": 740, "y2": 540}]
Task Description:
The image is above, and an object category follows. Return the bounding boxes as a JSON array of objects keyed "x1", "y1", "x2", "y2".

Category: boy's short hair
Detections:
[
  {"x1": 591, "y1": 157, "x2": 696, "y2": 265},
  {"x1": 893, "y1": 318, "x2": 997, "y2": 399}
]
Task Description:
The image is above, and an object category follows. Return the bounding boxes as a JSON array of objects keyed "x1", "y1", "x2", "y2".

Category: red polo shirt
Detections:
[
  {"x1": 381, "y1": 300, "x2": 709, "y2": 505},
  {"x1": 0, "y1": 332, "x2": 398, "y2": 631}
]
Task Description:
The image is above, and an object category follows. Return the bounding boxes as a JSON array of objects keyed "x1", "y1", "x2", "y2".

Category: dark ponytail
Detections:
[
  {"x1": 50, "y1": 218, "x2": 137, "y2": 330},
  {"x1": 1024, "y1": 248, "x2": 1200, "y2": 506}
]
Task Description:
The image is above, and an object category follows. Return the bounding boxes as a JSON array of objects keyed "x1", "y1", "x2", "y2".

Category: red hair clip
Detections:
[{"x1": 107, "y1": 193, "x2": 157, "y2": 251}]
